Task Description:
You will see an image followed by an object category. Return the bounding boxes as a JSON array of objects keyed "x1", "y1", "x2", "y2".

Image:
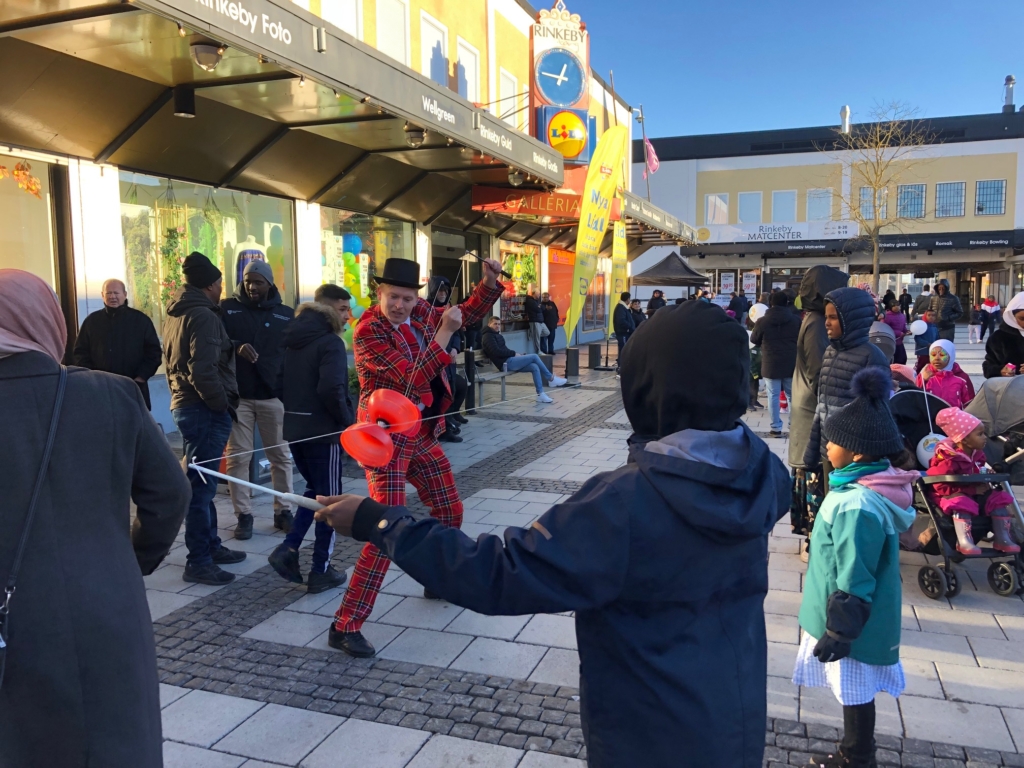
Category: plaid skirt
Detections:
[{"x1": 792, "y1": 631, "x2": 905, "y2": 706}]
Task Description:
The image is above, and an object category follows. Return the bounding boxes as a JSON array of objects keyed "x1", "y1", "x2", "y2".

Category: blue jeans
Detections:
[
  {"x1": 765, "y1": 378, "x2": 793, "y2": 433},
  {"x1": 173, "y1": 402, "x2": 234, "y2": 566},
  {"x1": 284, "y1": 442, "x2": 339, "y2": 574},
  {"x1": 505, "y1": 354, "x2": 553, "y2": 393}
]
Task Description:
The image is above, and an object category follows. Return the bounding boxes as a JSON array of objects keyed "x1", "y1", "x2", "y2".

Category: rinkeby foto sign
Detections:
[{"x1": 696, "y1": 221, "x2": 858, "y2": 244}]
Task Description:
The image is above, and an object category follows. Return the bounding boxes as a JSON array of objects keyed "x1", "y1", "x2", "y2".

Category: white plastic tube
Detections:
[{"x1": 188, "y1": 463, "x2": 325, "y2": 511}]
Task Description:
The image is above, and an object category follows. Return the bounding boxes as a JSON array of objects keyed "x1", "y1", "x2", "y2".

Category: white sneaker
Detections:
[
  {"x1": 537, "y1": 392, "x2": 554, "y2": 404},
  {"x1": 549, "y1": 375, "x2": 568, "y2": 387}
]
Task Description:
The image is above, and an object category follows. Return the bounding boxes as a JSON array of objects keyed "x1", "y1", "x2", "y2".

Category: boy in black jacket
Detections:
[{"x1": 268, "y1": 285, "x2": 355, "y2": 593}]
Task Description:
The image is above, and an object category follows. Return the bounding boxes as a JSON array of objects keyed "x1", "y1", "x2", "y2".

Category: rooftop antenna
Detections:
[
  {"x1": 840, "y1": 105, "x2": 851, "y2": 134},
  {"x1": 1004, "y1": 75, "x2": 1016, "y2": 113}
]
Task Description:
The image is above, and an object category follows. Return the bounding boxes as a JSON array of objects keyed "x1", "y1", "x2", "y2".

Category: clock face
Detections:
[{"x1": 535, "y1": 48, "x2": 587, "y2": 108}]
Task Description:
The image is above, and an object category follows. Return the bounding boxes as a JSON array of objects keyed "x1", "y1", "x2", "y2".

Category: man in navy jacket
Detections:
[{"x1": 312, "y1": 302, "x2": 790, "y2": 768}]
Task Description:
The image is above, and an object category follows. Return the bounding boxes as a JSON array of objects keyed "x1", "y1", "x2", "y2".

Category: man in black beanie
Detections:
[
  {"x1": 163, "y1": 251, "x2": 245, "y2": 586},
  {"x1": 308, "y1": 301, "x2": 791, "y2": 768}
]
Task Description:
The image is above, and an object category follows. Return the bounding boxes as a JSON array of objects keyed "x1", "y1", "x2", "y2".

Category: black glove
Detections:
[{"x1": 813, "y1": 591, "x2": 872, "y2": 664}]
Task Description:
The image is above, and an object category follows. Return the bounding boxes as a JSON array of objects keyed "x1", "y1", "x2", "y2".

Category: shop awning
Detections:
[
  {"x1": 0, "y1": 0, "x2": 564, "y2": 222},
  {"x1": 620, "y1": 191, "x2": 697, "y2": 251},
  {"x1": 630, "y1": 251, "x2": 710, "y2": 286}
]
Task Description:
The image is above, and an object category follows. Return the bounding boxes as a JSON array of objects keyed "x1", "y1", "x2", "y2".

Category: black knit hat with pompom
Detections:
[{"x1": 823, "y1": 367, "x2": 905, "y2": 457}]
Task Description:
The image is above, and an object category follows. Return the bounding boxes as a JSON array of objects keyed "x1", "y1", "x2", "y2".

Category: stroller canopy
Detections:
[
  {"x1": 966, "y1": 377, "x2": 1024, "y2": 436},
  {"x1": 890, "y1": 389, "x2": 951, "y2": 469}
]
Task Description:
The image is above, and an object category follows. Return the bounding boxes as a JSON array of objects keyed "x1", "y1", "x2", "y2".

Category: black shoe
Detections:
[
  {"x1": 453, "y1": 413, "x2": 469, "y2": 424},
  {"x1": 748, "y1": 401, "x2": 764, "y2": 411},
  {"x1": 439, "y1": 431, "x2": 463, "y2": 443},
  {"x1": 274, "y1": 510, "x2": 294, "y2": 533},
  {"x1": 328, "y1": 627, "x2": 376, "y2": 657},
  {"x1": 268, "y1": 544, "x2": 303, "y2": 584},
  {"x1": 183, "y1": 562, "x2": 236, "y2": 586},
  {"x1": 769, "y1": 430, "x2": 783, "y2": 438},
  {"x1": 307, "y1": 566, "x2": 347, "y2": 594},
  {"x1": 808, "y1": 748, "x2": 876, "y2": 768},
  {"x1": 211, "y1": 545, "x2": 247, "y2": 564},
  {"x1": 423, "y1": 588, "x2": 442, "y2": 600},
  {"x1": 465, "y1": 409, "x2": 477, "y2": 416},
  {"x1": 234, "y1": 514, "x2": 254, "y2": 540},
  {"x1": 447, "y1": 421, "x2": 461, "y2": 435}
]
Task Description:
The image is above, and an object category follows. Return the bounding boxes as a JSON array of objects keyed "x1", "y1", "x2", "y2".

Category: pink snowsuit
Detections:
[
  {"x1": 916, "y1": 367, "x2": 971, "y2": 408},
  {"x1": 926, "y1": 438, "x2": 1014, "y2": 516}
]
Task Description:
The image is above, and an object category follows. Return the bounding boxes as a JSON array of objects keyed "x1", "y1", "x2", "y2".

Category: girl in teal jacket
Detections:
[{"x1": 794, "y1": 368, "x2": 919, "y2": 768}]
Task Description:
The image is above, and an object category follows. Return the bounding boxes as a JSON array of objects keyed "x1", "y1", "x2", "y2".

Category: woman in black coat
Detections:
[
  {"x1": 983, "y1": 292, "x2": 1024, "y2": 378},
  {"x1": 0, "y1": 269, "x2": 190, "y2": 768}
]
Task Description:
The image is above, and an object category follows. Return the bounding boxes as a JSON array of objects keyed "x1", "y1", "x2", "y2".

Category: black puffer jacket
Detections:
[
  {"x1": 802, "y1": 287, "x2": 890, "y2": 466},
  {"x1": 983, "y1": 324, "x2": 1024, "y2": 378},
  {"x1": 929, "y1": 279, "x2": 962, "y2": 331},
  {"x1": 276, "y1": 302, "x2": 354, "y2": 443},
  {"x1": 750, "y1": 305, "x2": 800, "y2": 380},
  {"x1": 789, "y1": 266, "x2": 848, "y2": 467},
  {"x1": 482, "y1": 326, "x2": 515, "y2": 370},
  {"x1": 221, "y1": 285, "x2": 293, "y2": 400}
]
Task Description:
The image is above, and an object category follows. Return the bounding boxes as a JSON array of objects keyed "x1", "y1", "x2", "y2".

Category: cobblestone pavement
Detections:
[{"x1": 150, "y1": 331, "x2": 1024, "y2": 767}]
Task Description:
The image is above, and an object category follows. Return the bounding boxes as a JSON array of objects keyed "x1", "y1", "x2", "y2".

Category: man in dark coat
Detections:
[
  {"x1": 899, "y1": 288, "x2": 913, "y2": 321},
  {"x1": 728, "y1": 289, "x2": 751, "y2": 321},
  {"x1": 268, "y1": 286, "x2": 354, "y2": 594},
  {"x1": 221, "y1": 260, "x2": 295, "y2": 538},
  {"x1": 646, "y1": 289, "x2": 667, "y2": 317},
  {"x1": 612, "y1": 291, "x2": 636, "y2": 367},
  {"x1": 751, "y1": 291, "x2": 801, "y2": 436},
  {"x1": 788, "y1": 266, "x2": 848, "y2": 469},
  {"x1": 524, "y1": 288, "x2": 546, "y2": 353},
  {"x1": 311, "y1": 300, "x2": 791, "y2": 768},
  {"x1": 0, "y1": 269, "x2": 189, "y2": 768},
  {"x1": 163, "y1": 252, "x2": 245, "y2": 586},
  {"x1": 72, "y1": 278, "x2": 162, "y2": 409},
  {"x1": 929, "y1": 279, "x2": 963, "y2": 342},
  {"x1": 629, "y1": 298, "x2": 646, "y2": 328},
  {"x1": 540, "y1": 291, "x2": 559, "y2": 354},
  {"x1": 912, "y1": 284, "x2": 932, "y2": 319}
]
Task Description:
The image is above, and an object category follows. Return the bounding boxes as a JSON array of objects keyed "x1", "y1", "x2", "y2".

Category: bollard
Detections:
[
  {"x1": 588, "y1": 343, "x2": 602, "y2": 369},
  {"x1": 565, "y1": 347, "x2": 579, "y2": 377},
  {"x1": 540, "y1": 353, "x2": 554, "y2": 372}
]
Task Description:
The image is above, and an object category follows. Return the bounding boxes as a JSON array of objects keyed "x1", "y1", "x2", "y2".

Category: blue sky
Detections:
[{"x1": 575, "y1": 0, "x2": 1020, "y2": 139}]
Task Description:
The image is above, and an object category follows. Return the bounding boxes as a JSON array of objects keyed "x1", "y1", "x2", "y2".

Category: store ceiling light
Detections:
[
  {"x1": 299, "y1": 75, "x2": 306, "y2": 87},
  {"x1": 190, "y1": 42, "x2": 223, "y2": 72},
  {"x1": 173, "y1": 86, "x2": 196, "y2": 118},
  {"x1": 404, "y1": 124, "x2": 426, "y2": 148},
  {"x1": 508, "y1": 169, "x2": 524, "y2": 187},
  {"x1": 177, "y1": 23, "x2": 186, "y2": 37}
]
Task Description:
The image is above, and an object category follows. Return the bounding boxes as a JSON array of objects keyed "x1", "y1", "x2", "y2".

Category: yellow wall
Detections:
[
  {"x1": 494, "y1": 11, "x2": 530, "y2": 127},
  {"x1": 696, "y1": 153, "x2": 1017, "y2": 232}
]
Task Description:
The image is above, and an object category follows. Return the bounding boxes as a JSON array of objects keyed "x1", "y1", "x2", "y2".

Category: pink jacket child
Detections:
[
  {"x1": 916, "y1": 340, "x2": 972, "y2": 408},
  {"x1": 928, "y1": 407, "x2": 1019, "y2": 555}
]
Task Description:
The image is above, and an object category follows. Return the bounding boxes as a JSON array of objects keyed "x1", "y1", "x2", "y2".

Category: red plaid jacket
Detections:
[{"x1": 353, "y1": 280, "x2": 503, "y2": 437}]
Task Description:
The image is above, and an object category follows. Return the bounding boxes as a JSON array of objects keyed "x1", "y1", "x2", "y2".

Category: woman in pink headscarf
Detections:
[{"x1": 0, "y1": 269, "x2": 190, "y2": 768}]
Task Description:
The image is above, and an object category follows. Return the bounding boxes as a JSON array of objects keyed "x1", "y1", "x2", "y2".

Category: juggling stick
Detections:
[{"x1": 187, "y1": 463, "x2": 325, "y2": 511}]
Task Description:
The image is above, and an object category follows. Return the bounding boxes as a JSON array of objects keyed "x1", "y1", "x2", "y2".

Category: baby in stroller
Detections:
[{"x1": 929, "y1": 407, "x2": 1019, "y2": 555}]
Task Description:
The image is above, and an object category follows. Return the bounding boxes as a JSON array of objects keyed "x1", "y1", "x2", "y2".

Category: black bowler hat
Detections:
[{"x1": 375, "y1": 258, "x2": 425, "y2": 290}]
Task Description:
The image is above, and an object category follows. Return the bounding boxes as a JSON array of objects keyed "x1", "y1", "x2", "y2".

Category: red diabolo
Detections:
[{"x1": 340, "y1": 389, "x2": 421, "y2": 468}]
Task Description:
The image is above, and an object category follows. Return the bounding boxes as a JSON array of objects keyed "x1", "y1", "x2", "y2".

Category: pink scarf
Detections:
[{"x1": 0, "y1": 269, "x2": 67, "y2": 362}]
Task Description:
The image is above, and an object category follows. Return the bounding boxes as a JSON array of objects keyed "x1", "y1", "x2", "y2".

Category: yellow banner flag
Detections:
[
  {"x1": 564, "y1": 125, "x2": 628, "y2": 341},
  {"x1": 607, "y1": 218, "x2": 628, "y2": 335}
]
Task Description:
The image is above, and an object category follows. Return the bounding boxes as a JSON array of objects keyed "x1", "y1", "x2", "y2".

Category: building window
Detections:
[
  {"x1": 0, "y1": 152, "x2": 55, "y2": 286},
  {"x1": 499, "y1": 69, "x2": 523, "y2": 130},
  {"x1": 420, "y1": 13, "x2": 448, "y2": 87},
  {"x1": 321, "y1": 0, "x2": 358, "y2": 37},
  {"x1": 976, "y1": 179, "x2": 1006, "y2": 216},
  {"x1": 456, "y1": 38, "x2": 479, "y2": 102},
  {"x1": 705, "y1": 193, "x2": 728, "y2": 225},
  {"x1": 771, "y1": 190, "x2": 796, "y2": 223},
  {"x1": 897, "y1": 184, "x2": 926, "y2": 219},
  {"x1": 859, "y1": 187, "x2": 887, "y2": 220},
  {"x1": 737, "y1": 191, "x2": 761, "y2": 224},
  {"x1": 935, "y1": 181, "x2": 966, "y2": 218},
  {"x1": 806, "y1": 188, "x2": 832, "y2": 221},
  {"x1": 376, "y1": 0, "x2": 408, "y2": 65}
]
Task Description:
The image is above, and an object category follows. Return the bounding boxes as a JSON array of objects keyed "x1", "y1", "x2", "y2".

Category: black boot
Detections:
[
  {"x1": 183, "y1": 562, "x2": 235, "y2": 586},
  {"x1": 307, "y1": 566, "x2": 347, "y2": 594},
  {"x1": 211, "y1": 545, "x2": 247, "y2": 564},
  {"x1": 328, "y1": 626, "x2": 376, "y2": 657},
  {"x1": 453, "y1": 413, "x2": 469, "y2": 424},
  {"x1": 234, "y1": 514, "x2": 254, "y2": 540},
  {"x1": 274, "y1": 510, "x2": 294, "y2": 533},
  {"x1": 439, "y1": 429, "x2": 463, "y2": 443},
  {"x1": 810, "y1": 702, "x2": 877, "y2": 767},
  {"x1": 268, "y1": 544, "x2": 303, "y2": 584},
  {"x1": 423, "y1": 588, "x2": 442, "y2": 600}
]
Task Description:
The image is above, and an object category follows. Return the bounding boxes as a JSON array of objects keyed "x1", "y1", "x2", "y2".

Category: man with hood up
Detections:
[
  {"x1": 221, "y1": 260, "x2": 295, "y2": 538},
  {"x1": 929, "y1": 279, "x2": 963, "y2": 342},
  {"x1": 310, "y1": 301, "x2": 792, "y2": 768}
]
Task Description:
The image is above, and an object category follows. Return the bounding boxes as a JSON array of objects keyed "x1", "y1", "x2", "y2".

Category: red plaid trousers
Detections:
[{"x1": 333, "y1": 426, "x2": 462, "y2": 633}]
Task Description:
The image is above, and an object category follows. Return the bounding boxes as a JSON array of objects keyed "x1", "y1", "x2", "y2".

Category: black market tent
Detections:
[{"x1": 630, "y1": 251, "x2": 709, "y2": 287}]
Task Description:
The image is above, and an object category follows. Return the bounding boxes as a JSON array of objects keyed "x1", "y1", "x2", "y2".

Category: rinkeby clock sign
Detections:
[{"x1": 531, "y1": 0, "x2": 590, "y2": 115}]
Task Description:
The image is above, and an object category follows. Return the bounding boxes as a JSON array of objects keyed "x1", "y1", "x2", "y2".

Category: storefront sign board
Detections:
[
  {"x1": 742, "y1": 272, "x2": 758, "y2": 293},
  {"x1": 695, "y1": 221, "x2": 858, "y2": 244},
  {"x1": 470, "y1": 187, "x2": 619, "y2": 220}
]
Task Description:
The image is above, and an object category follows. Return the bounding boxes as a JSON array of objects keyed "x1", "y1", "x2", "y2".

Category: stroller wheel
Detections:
[
  {"x1": 918, "y1": 565, "x2": 947, "y2": 600},
  {"x1": 987, "y1": 562, "x2": 1020, "y2": 597},
  {"x1": 940, "y1": 566, "x2": 962, "y2": 598}
]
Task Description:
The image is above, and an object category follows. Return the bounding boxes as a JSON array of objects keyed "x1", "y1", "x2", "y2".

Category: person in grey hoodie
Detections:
[{"x1": 310, "y1": 301, "x2": 791, "y2": 768}]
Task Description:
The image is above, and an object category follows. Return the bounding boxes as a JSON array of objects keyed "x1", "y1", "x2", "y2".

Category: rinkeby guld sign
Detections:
[{"x1": 134, "y1": 0, "x2": 563, "y2": 185}]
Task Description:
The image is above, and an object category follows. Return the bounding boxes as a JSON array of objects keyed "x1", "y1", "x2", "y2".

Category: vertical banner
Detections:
[
  {"x1": 742, "y1": 271, "x2": 758, "y2": 294},
  {"x1": 607, "y1": 218, "x2": 627, "y2": 335},
  {"x1": 565, "y1": 125, "x2": 628, "y2": 340}
]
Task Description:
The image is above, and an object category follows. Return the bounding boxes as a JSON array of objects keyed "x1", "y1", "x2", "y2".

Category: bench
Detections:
[{"x1": 475, "y1": 370, "x2": 508, "y2": 402}]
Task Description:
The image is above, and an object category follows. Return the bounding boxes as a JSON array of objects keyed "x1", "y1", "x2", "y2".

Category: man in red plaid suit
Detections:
[{"x1": 329, "y1": 256, "x2": 504, "y2": 657}]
